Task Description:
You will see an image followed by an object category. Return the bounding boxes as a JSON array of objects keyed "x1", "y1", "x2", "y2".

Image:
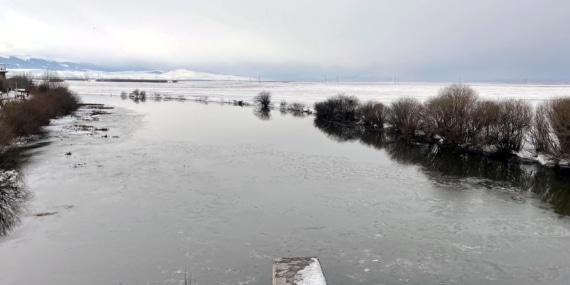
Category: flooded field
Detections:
[{"x1": 1, "y1": 84, "x2": 570, "y2": 285}]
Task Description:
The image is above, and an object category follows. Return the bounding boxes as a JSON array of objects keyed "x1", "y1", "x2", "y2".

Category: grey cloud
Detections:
[{"x1": 1, "y1": 0, "x2": 569, "y2": 81}]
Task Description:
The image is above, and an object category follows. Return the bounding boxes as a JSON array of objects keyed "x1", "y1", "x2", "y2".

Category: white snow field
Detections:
[
  {"x1": 7, "y1": 68, "x2": 255, "y2": 82},
  {"x1": 66, "y1": 80, "x2": 570, "y2": 107}
]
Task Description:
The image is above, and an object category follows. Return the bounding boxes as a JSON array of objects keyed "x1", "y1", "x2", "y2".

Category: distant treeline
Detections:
[{"x1": 314, "y1": 84, "x2": 570, "y2": 165}]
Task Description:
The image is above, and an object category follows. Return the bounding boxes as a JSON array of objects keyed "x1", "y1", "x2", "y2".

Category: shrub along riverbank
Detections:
[
  {"x1": 314, "y1": 84, "x2": 570, "y2": 166},
  {"x1": 0, "y1": 73, "x2": 80, "y2": 236},
  {"x1": 0, "y1": 74, "x2": 81, "y2": 146}
]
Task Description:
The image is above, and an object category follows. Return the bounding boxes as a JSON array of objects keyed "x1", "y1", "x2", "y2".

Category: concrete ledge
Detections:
[{"x1": 273, "y1": 257, "x2": 327, "y2": 285}]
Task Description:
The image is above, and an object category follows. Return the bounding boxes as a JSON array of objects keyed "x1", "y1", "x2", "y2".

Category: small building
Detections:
[
  {"x1": 0, "y1": 63, "x2": 7, "y2": 81},
  {"x1": 0, "y1": 63, "x2": 7, "y2": 95}
]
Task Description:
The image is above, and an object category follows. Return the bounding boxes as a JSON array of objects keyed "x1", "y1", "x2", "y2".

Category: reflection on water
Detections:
[
  {"x1": 314, "y1": 119, "x2": 570, "y2": 216},
  {"x1": 253, "y1": 107, "x2": 271, "y2": 121},
  {"x1": 282, "y1": 109, "x2": 309, "y2": 118},
  {"x1": 0, "y1": 142, "x2": 50, "y2": 236}
]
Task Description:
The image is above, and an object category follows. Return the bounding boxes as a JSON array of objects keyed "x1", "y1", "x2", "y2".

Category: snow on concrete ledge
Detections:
[{"x1": 273, "y1": 257, "x2": 327, "y2": 285}]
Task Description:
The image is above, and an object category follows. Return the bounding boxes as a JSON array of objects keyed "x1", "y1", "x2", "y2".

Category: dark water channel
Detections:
[{"x1": 1, "y1": 95, "x2": 570, "y2": 285}]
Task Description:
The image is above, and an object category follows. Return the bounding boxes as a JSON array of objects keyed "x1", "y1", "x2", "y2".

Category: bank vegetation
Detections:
[
  {"x1": 0, "y1": 73, "x2": 81, "y2": 146},
  {"x1": 314, "y1": 84, "x2": 570, "y2": 166},
  {"x1": 1, "y1": 72, "x2": 81, "y2": 236}
]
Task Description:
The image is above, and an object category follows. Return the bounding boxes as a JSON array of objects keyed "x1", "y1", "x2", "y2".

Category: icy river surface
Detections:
[{"x1": 1, "y1": 82, "x2": 570, "y2": 285}]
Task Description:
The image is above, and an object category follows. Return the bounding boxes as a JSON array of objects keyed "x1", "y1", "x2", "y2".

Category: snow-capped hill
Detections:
[
  {"x1": 1, "y1": 56, "x2": 255, "y2": 81},
  {"x1": 0, "y1": 55, "x2": 106, "y2": 71}
]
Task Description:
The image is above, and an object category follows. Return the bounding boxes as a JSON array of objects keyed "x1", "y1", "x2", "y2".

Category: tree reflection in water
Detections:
[
  {"x1": 0, "y1": 142, "x2": 48, "y2": 236},
  {"x1": 314, "y1": 119, "x2": 570, "y2": 216},
  {"x1": 253, "y1": 107, "x2": 271, "y2": 121}
]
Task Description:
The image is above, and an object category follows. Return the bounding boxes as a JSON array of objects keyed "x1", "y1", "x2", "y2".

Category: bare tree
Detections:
[
  {"x1": 386, "y1": 97, "x2": 422, "y2": 136},
  {"x1": 495, "y1": 99, "x2": 532, "y2": 153},
  {"x1": 38, "y1": 71, "x2": 66, "y2": 92},
  {"x1": 422, "y1": 84, "x2": 478, "y2": 144},
  {"x1": 7, "y1": 73, "x2": 34, "y2": 91},
  {"x1": 253, "y1": 91, "x2": 272, "y2": 110},
  {"x1": 531, "y1": 103, "x2": 556, "y2": 155},
  {"x1": 314, "y1": 94, "x2": 360, "y2": 122},
  {"x1": 547, "y1": 98, "x2": 570, "y2": 156},
  {"x1": 358, "y1": 101, "x2": 385, "y2": 127}
]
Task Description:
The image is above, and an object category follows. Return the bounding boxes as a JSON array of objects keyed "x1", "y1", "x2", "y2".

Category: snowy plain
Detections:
[
  {"x1": 67, "y1": 80, "x2": 570, "y2": 107},
  {"x1": 7, "y1": 68, "x2": 255, "y2": 82}
]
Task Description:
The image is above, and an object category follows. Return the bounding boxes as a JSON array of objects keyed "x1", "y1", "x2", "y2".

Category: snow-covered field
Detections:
[
  {"x1": 8, "y1": 68, "x2": 255, "y2": 82},
  {"x1": 67, "y1": 80, "x2": 570, "y2": 107}
]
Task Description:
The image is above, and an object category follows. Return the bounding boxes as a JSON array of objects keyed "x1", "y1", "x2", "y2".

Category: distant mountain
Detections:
[
  {"x1": 0, "y1": 55, "x2": 112, "y2": 71},
  {"x1": 0, "y1": 56, "x2": 255, "y2": 81}
]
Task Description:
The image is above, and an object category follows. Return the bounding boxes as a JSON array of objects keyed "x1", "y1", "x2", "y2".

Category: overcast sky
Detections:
[{"x1": 1, "y1": 0, "x2": 569, "y2": 81}]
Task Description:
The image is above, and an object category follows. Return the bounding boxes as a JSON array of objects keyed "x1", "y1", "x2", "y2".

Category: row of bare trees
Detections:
[
  {"x1": 410, "y1": 84, "x2": 533, "y2": 154},
  {"x1": 1, "y1": 73, "x2": 35, "y2": 94},
  {"x1": 314, "y1": 84, "x2": 570, "y2": 161},
  {"x1": 1, "y1": 72, "x2": 63, "y2": 95}
]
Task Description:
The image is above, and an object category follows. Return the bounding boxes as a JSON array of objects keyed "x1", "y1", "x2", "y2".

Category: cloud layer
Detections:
[{"x1": 2, "y1": 0, "x2": 569, "y2": 81}]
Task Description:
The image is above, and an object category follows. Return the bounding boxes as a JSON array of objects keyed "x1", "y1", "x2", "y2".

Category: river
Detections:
[{"x1": 1, "y1": 82, "x2": 570, "y2": 285}]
